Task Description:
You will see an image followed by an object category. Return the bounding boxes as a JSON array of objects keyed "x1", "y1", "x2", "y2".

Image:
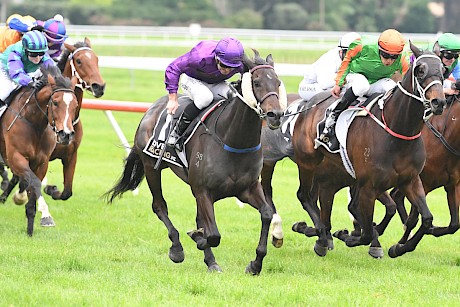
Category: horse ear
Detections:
[
  {"x1": 48, "y1": 74, "x2": 56, "y2": 87},
  {"x1": 266, "y1": 54, "x2": 274, "y2": 67},
  {"x1": 410, "y1": 40, "x2": 422, "y2": 58},
  {"x1": 65, "y1": 42, "x2": 76, "y2": 52},
  {"x1": 84, "y1": 37, "x2": 92, "y2": 48},
  {"x1": 242, "y1": 53, "x2": 255, "y2": 71},
  {"x1": 433, "y1": 41, "x2": 440, "y2": 55}
]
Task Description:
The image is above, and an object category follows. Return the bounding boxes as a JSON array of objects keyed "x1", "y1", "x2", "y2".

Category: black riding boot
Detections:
[
  {"x1": 319, "y1": 88, "x2": 358, "y2": 142},
  {"x1": 167, "y1": 102, "x2": 201, "y2": 148}
]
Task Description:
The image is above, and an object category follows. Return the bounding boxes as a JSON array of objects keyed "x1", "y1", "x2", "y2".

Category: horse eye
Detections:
[
  {"x1": 52, "y1": 100, "x2": 58, "y2": 107},
  {"x1": 253, "y1": 80, "x2": 261, "y2": 88},
  {"x1": 76, "y1": 59, "x2": 82, "y2": 65}
]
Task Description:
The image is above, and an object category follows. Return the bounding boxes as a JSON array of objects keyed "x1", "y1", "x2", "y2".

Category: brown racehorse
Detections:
[
  {"x1": 105, "y1": 50, "x2": 284, "y2": 274},
  {"x1": 0, "y1": 65, "x2": 78, "y2": 235},
  {"x1": 389, "y1": 93, "x2": 460, "y2": 242},
  {"x1": 0, "y1": 38, "x2": 105, "y2": 203},
  {"x1": 289, "y1": 43, "x2": 445, "y2": 258}
]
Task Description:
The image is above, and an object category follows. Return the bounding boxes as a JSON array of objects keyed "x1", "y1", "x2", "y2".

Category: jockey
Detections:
[
  {"x1": 165, "y1": 37, "x2": 245, "y2": 147},
  {"x1": 0, "y1": 14, "x2": 67, "y2": 60},
  {"x1": 37, "y1": 14, "x2": 68, "y2": 59},
  {"x1": 0, "y1": 30, "x2": 56, "y2": 104},
  {"x1": 432, "y1": 33, "x2": 460, "y2": 96},
  {"x1": 0, "y1": 14, "x2": 38, "y2": 53},
  {"x1": 298, "y1": 32, "x2": 361, "y2": 101},
  {"x1": 318, "y1": 28, "x2": 409, "y2": 142}
]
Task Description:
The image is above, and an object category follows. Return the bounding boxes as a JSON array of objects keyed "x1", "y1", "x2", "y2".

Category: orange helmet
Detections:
[{"x1": 378, "y1": 29, "x2": 405, "y2": 54}]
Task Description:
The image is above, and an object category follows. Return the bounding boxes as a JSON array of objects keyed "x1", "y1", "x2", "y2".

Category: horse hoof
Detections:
[
  {"x1": 187, "y1": 228, "x2": 204, "y2": 240},
  {"x1": 271, "y1": 236, "x2": 284, "y2": 248},
  {"x1": 168, "y1": 249, "x2": 184, "y2": 263},
  {"x1": 332, "y1": 229, "x2": 349, "y2": 241},
  {"x1": 1, "y1": 180, "x2": 8, "y2": 191},
  {"x1": 314, "y1": 242, "x2": 328, "y2": 257},
  {"x1": 244, "y1": 261, "x2": 260, "y2": 275},
  {"x1": 292, "y1": 221, "x2": 307, "y2": 233},
  {"x1": 368, "y1": 246, "x2": 384, "y2": 259},
  {"x1": 388, "y1": 244, "x2": 402, "y2": 258},
  {"x1": 40, "y1": 216, "x2": 55, "y2": 227},
  {"x1": 207, "y1": 263, "x2": 222, "y2": 273}
]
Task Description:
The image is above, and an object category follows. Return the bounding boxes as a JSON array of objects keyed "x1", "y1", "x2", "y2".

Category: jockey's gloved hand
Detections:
[
  {"x1": 454, "y1": 79, "x2": 460, "y2": 90},
  {"x1": 30, "y1": 25, "x2": 44, "y2": 32},
  {"x1": 30, "y1": 79, "x2": 45, "y2": 90}
]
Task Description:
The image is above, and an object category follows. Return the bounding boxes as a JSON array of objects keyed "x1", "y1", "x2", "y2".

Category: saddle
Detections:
[
  {"x1": 315, "y1": 93, "x2": 383, "y2": 154},
  {"x1": 143, "y1": 97, "x2": 226, "y2": 169}
]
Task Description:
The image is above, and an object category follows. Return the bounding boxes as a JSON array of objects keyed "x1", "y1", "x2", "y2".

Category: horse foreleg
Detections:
[
  {"x1": 240, "y1": 181, "x2": 273, "y2": 275},
  {"x1": 145, "y1": 168, "x2": 184, "y2": 263},
  {"x1": 293, "y1": 171, "x2": 320, "y2": 238},
  {"x1": 390, "y1": 188, "x2": 409, "y2": 224},
  {"x1": 260, "y1": 160, "x2": 284, "y2": 247},
  {"x1": 428, "y1": 185, "x2": 460, "y2": 236},
  {"x1": 389, "y1": 178, "x2": 433, "y2": 258},
  {"x1": 0, "y1": 165, "x2": 10, "y2": 191}
]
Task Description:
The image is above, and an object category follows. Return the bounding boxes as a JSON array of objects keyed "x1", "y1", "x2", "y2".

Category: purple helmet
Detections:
[
  {"x1": 43, "y1": 14, "x2": 67, "y2": 43},
  {"x1": 215, "y1": 37, "x2": 244, "y2": 67}
]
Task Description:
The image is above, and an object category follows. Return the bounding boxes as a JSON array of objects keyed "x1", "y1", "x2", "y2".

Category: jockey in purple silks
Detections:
[{"x1": 164, "y1": 37, "x2": 245, "y2": 147}]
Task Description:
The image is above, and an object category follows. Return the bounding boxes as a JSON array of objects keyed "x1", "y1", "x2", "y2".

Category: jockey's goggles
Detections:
[
  {"x1": 26, "y1": 51, "x2": 45, "y2": 57},
  {"x1": 216, "y1": 58, "x2": 233, "y2": 69},
  {"x1": 379, "y1": 50, "x2": 399, "y2": 60},
  {"x1": 440, "y1": 50, "x2": 459, "y2": 60}
]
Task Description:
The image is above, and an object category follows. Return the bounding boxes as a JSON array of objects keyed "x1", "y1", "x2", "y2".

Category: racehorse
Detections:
[
  {"x1": 105, "y1": 50, "x2": 284, "y2": 274},
  {"x1": 288, "y1": 42, "x2": 445, "y2": 258},
  {"x1": 0, "y1": 65, "x2": 78, "y2": 236},
  {"x1": 389, "y1": 93, "x2": 460, "y2": 243},
  {"x1": 261, "y1": 95, "x2": 399, "y2": 252},
  {"x1": 0, "y1": 38, "x2": 105, "y2": 203}
]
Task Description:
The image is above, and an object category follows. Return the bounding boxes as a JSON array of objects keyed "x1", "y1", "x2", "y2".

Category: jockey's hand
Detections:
[
  {"x1": 444, "y1": 87, "x2": 459, "y2": 96},
  {"x1": 30, "y1": 79, "x2": 45, "y2": 90},
  {"x1": 166, "y1": 93, "x2": 179, "y2": 114},
  {"x1": 332, "y1": 85, "x2": 342, "y2": 98},
  {"x1": 454, "y1": 79, "x2": 460, "y2": 90},
  {"x1": 30, "y1": 25, "x2": 44, "y2": 32}
]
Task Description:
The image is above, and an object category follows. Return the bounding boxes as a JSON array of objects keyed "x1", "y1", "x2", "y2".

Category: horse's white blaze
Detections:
[
  {"x1": 38, "y1": 196, "x2": 51, "y2": 218},
  {"x1": 63, "y1": 92, "x2": 74, "y2": 133},
  {"x1": 271, "y1": 213, "x2": 284, "y2": 239},
  {"x1": 84, "y1": 52, "x2": 92, "y2": 60}
]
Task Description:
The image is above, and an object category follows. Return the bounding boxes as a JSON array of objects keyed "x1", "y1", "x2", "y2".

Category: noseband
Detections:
[{"x1": 45, "y1": 88, "x2": 76, "y2": 135}]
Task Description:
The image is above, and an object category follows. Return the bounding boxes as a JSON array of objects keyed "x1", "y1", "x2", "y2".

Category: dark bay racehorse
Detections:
[
  {"x1": 389, "y1": 93, "x2": 460, "y2": 242},
  {"x1": 0, "y1": 65, "x2": 78, "y2": 235},
  {"x1": 105, "y1": 50, "x2": 284, "y2": 274},
  {"x1": 287, "y1": 43, "x2": 445, "y2": 258},
  {"x1": 0, "y1": 38, "x2": 105, "y2": 203}
]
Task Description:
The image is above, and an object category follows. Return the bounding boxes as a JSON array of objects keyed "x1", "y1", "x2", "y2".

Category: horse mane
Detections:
[
  {"x1": 57, "y1": 40, "x2": 90, "y2": 71},
  {"x1": 40, "y1": 65, "x2": 72, "y2": 88}
]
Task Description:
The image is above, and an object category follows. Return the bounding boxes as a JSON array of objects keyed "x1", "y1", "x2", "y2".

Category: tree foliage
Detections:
[{"x1": 9, "y1": 0, "x2": 458, "y2": 33}]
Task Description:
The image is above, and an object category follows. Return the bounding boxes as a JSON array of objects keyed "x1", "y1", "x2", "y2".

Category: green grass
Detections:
[{"x1": 0, "y1": 41, "x2": 459, "y2": 306}]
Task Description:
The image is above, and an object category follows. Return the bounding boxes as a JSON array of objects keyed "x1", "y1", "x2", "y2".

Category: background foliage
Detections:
[{"x1": 7, "y1": 0, "x2": 460, "y2": 33}]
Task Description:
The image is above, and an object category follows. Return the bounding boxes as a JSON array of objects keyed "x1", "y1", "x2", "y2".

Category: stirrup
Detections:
[{"x1": 166, "y1": 131, "x2": 180, "y2": 146}]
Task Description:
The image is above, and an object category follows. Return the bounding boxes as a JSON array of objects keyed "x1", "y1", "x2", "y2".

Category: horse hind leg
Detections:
[
  {"x1": 0, "y1": 165, "x2": 10, "y2": 191},
  {"x1": 146, "y1": 170, "x2": 184, "y2": 263},
  {"x1": 427, "y1": 185, "x2": 460, "y2": 237},
  {"x1": 0, "y1": 174, "x2": 20, "y2": 203}
]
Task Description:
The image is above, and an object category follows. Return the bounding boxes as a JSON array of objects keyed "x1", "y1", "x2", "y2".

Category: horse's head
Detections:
[
  {"x1": 61, "y1": 37, "x2": 106, "y2": 98},
  {"x1": 241, "y1": 49, "x2": 286, "y2": 129},
  {"x1": 36, "y1": 66, "x2": 79, "y2": 145},
  {"x1": 409, "y1": 41, "x2": 446, "y2": 115}
]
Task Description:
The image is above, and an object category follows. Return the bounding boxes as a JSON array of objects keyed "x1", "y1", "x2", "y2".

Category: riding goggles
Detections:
[
  {"x1": 440, "y1": 51, "x2": 459, "y2": 60},
  {"x1": 26, "y1": 51, "x2": 45, "y2": 58},
  {"x1": 379, "y1": 50, "x2": 400, "y2": 60},
  {"x1": 216, "y1": 58, "x2": 233, "y2": 69}
]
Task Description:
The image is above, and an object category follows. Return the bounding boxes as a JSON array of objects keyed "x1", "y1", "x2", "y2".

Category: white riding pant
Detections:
[
  {"x1": 344, "y1": 73, "x2": 396, "y2": 97},
  {"x1": 0, "y1": 63, "x2": 42, "y2": 101},
  {"x1": 180, "y1": 74, "x2": 230, "y2": 110},
  {"x1": 298, "y1": 79, "x2": 332, "y2": 101}
]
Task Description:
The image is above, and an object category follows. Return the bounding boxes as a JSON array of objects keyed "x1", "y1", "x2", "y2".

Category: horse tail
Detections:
[{"x1": 104, "y1": 150, "x2": 145, "y2": 203}]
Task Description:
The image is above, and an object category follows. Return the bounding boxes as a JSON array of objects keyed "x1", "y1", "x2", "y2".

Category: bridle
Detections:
[{"x1": 68, "y1": 46, "x2": 97, "y2": 96}]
